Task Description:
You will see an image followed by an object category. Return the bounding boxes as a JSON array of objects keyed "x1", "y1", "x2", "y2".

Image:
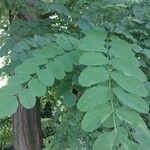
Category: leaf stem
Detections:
[
  {"x1": 106, "y1": 35, "x2": 119, "y2": 149},
  {"x1": 108, "y1": 70, "x2": 117, "y2": 133}
]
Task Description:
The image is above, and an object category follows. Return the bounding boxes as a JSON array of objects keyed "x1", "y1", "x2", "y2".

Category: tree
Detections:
[
  {"x1": 8, "y1": 2, "x2": 43, "y2": 149},
  {"x1": 0, "y1": 0, "x2": 150, "y2": 150}
]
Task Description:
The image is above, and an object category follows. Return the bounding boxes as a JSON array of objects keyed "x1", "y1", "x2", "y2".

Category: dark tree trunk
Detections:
[
  {"x1": 10, "y1": 1, "x2": 43, "y2": 149},
  {"x1": 12, "y1": 101, "x2": 42, "y2": 150}
]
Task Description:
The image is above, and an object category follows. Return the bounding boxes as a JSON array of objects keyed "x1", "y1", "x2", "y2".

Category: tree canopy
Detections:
[{"x1": 0, "y1": 0, "x2": 150, "y2": 149}]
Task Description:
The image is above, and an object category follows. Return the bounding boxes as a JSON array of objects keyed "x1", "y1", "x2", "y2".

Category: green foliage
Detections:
[
  {"x1": 79, "y1": 66, "x2": 109, "y2": 87},
  {"x1": 81, "y1": 104, "x2": 112, "y2": 132},
  {"x1": 0, "y1": 34, "x2": 81, "y2": 117},
  {"x1": 113, "y1": 87, "x2": 149, "y2": 113},
  {"x1": 43, "y1": 108, "x2": 93, "y2": 150},
  {"x1": 77, "y1": 86, "x2": 110, "y2": 112},
  {"x1": 63, "y1": 92, "x2": 77, "y2": 107},
  {"x1": 0, "y1": 118, "x2": 12, "y2": 149},
  {"x1": 93, "y1": 131, "x2": 116, "y2": 150},
  {"x1": 77, "y1": 28, "x2": 150, "y2": 149},
  {"x1": 0, "y1": 0, "x2": 150, "y2": 149}
]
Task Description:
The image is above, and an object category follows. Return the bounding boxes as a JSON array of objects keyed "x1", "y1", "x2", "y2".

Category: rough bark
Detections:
[
  {"x1": 12, "y1": 101, "x2": 42, "y2": 150},
  {"x1": 10, "y1": 1, "x2": 43, "y2": 149}
]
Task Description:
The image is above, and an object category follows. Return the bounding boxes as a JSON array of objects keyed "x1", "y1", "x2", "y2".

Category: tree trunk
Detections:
[
  {"x1": 12, "y1": 101, "x2": 42, "y2": 150},
  {"x1": 10, "y1": 1, "x2": 43, "y2": 149}
]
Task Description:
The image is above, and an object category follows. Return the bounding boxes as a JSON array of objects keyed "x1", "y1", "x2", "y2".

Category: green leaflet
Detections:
[
  {"x1": 77, "y1": 86, "x2": 110, "y2": 112},
  {"x1": 79, "y1": 52, "x2": 109, "y2": 66},
  {"x1": 69, "y1": 50, "x2": 82, "y2": 65},
  {"x1": 24, "y1": 37, "x2": 38, "y2": 48},
  {"x1": 93, "y1": 131, "x2": 116, "y2": 150},
  {"x1": 111, "y1": 36, "x2": 134, "y2": 57},
  {"x1": 132, "y1": 43, "x2": 143, "y2": 53},
  {"x1": 144, "y1": 40, "x2": 150, "y2": 48},
  {"x1": 81, "y1": 104, "x2": 112, "y2": 132},
  {"x1": 63, "y1": 91, "x2": 77, "y2": 107},
  {"x1": 143, "y1": 49, "x2": 150, "y2": 59},
  {"x1": 137, "y1": 121, "x2": 150, "y2": 139},
  {"x1": 55, "y1": 34, "x2": 79, "y2": 50},
  {"x1": 15, "y1": 57, "x2": 48, "y2": 75},
  {"x1": 117, "y1": 127, "x2": 128, "y2": 139},
  {"x1": 132, "y1": 129, "x2": 150, "y2": 150},
  {"x1": 19, "y1": 89, "x2": 36, "y2": 109},
  {"x1": 55, "y1": 34, "x2": 74, "y2": 51},
  {"x1": 56, "y1": 50, "x2": 82, "y2": 72},
  {"x1": 28, "y1": 79, "x2": 46, "y2": 97},
  {"x1": 115, "y1": 107, "x2": 146, "y2": 128},
  {"x1": 56, "y1": 54, "x2": 73, "y2": 72},
  {"x1": 56, "y1": 81, "x2": 72, "y2": 96},
  {"x1": 15, "y1": 61, "x2": 39, "y2": 74},
  {"x1": 0, "y1": 84, "x2": 21, "y2": 96},
  {"x1": 116, "y1": 107, "x2": 150, "y2": 139},
  {"x1": 32, "y1": 45, "x2": 64, "y2": 58},
  {"x1": 0, "y1": 95, "x2": 18, "y2": 118},
  {"x1": 68, "y1": 36, "x2": 79, "y2": 49},
  {"x1": 119, "y1": 135, "x2": 144, "y2": 150},
  {"x1": 110, "y1": 37, "x2": 140, "y2": 67},
  {"x1": 78, "y1": 66, "x2": 109, "y2": 87},
  {"x1": 103, "y1": 114, "x2": 122, "y2": 128},
  {"x1": 78, "y1": 29, "x2": 107, "y2": 53},
  {"x1": 24, "y1": 57, "x2": 48, "y2": 66},
  {"x1": 111, "y1": 58, "x2": 147, "y2": 82},
  {"x1": 113, "y1": 87, "x2": 149, "y2": 113},
  {"x1": 9, "y1": 74, "x2": 31, "y2": 85},
  {"x1": 34, "y1": 35, "x2": 47, "y2": 46},
  {"x1": 46, "y1": 61, "x2": 65, "y2": 80},
  {"x1": 38, "y1": 69, "x2": 54, "y2": 86},
  {"x1": 15, "y1": 41, "x2": 30, "y2": 51},
  {"x1": 111, "y1": 71, "x2": 148, "y2": 97}
]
